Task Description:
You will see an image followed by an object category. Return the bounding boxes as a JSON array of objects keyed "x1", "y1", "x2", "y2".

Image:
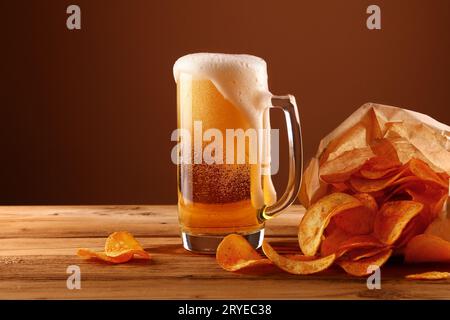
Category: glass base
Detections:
[{"x1": 181, "y1": 229, "x2": 264, "y2": 254}]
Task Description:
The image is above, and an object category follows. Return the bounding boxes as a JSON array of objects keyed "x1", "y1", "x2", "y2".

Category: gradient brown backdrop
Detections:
[{"x1": 1, "y1": 0, "x2": 449, "y2": 204}]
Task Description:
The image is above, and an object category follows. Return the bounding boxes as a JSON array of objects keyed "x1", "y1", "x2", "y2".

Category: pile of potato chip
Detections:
[{"x1": 216, "y1": 154, "x2": 450, "y2": 280}]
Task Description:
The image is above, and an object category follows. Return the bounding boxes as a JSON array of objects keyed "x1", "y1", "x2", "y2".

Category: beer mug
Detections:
[{"x1": 173, "y1": 53, "x2": 302, "y2": 253}]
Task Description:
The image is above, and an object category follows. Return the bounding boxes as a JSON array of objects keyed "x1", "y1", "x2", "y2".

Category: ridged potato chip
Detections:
[
  {"x1": 373, "y1": 201, "x2": 423, "y2": 245},
  {"x1": 350, "y1": 169, "x2": 406, "y2": 193},
  {"x1": 216, "y1": 234, "x2": 271, "y2": 272},
  {"x1": 262, "y1": 241, "x2": 336, "y2": 275},
  {"x1": 332, "y1": 193, "x2": 377, "y2": 235},
  {"x1": 345, "y1": 247, "x2": 389, "y2": 261},
  {"x1": 320, "y1": 147, "x2": 375, "y2": 183},
  {"x1": 335, "y1": 235, "x2": 384, "y2": 258},
  {"x1": 359, "y1": 141, "x2": 401, "y2": 179},
  {"x1": 408, "y1": 158, "x2": 448, "y2": 189},
  {"x1": 394, "y1": 215, "x2": 427, "y2": 249},
  {"x1": 77, "y1": 231, "x2": 150, "y2": 263},
  {"x1": 298, "y1": 193, "x2": 362, "y2": 256},
  {"x1": 338, "y1": 249, "x2": 392, "y2": 277},
  {"x1": 321, "y1": 229, "x2": 384, "y2": 258},
  {"x1": 320, "y1": 227, "x2": 352, "y2": 257}
]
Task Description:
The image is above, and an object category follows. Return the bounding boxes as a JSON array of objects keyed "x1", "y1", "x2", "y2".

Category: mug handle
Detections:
[{"x1": 259, "y1": 95, "x2": 303, "y2": 221}]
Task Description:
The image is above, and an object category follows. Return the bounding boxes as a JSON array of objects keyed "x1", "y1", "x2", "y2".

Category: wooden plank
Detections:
[
  {"x1": 0, "y1": 205, "x2": 302, "y2": 238},
  {"x1": 0, "y1": 205, "x2": 448, "y2": 299},
  {"x1": 2, "y1": 277, "x2": 450, "y2": 299},
  {"x1": 0, "y1": 250, "x2": 449, "y2": 299}
]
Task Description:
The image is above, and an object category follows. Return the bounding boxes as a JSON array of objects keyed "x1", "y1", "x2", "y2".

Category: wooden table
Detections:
[{"x1": 0, "y1": 205, "x2": 448, "y2": 299}]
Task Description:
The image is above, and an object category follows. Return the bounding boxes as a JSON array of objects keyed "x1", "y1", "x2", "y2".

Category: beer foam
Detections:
[{"x1": 173, "y1": 53, "x2": 272, "y2": 126}]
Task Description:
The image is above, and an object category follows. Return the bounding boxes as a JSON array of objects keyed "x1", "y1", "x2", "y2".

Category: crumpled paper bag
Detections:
[{"x1": 299, "y1": 103, "x2": 450, "y2": 219}]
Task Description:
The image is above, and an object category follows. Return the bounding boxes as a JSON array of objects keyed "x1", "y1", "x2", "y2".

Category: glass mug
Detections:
[{"x1": 173, "y1": 53, "x2": 302, "y2": 253}]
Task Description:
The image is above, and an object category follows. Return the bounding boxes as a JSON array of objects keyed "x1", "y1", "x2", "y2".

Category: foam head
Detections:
[{"x1": 173, "y1": 53, "x2": 272, "y2": 125}]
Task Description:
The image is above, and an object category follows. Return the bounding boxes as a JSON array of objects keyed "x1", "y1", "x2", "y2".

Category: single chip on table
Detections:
[
  {"x1": 405, "y1": 271, "x2": 450, "y2": 280},
  {"x1": 216, "y1": 234, "x2": 272, "y2": 272},
  {"x1": 77, "y1": 231, "x2": 150, "y2": 263}
]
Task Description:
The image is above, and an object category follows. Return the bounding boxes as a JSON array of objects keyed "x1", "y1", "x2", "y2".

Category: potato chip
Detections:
[
  {"x1": 353, "y1": 193, "x2": 378, "y2": 212},
  {"x1": 405, "y1": 271, "x2": 450, "y2": 280},
  {"x1": 284, "y1": 254, "x2": 320, "y2": 261},
  {"x1": 373, "y1": 201, "x2": 423, "y2": 245},
  {"x1": 405, "y1": 186, "x2": 447, "y2": 224},
  {"x1": 320, "y1": 227, "x2": 352, "y2": 257},
  {"x1": 360, "y1": 167, "x2": 400, "y2": 180},
  {"x1": 321, "y1": 227, "x2": 384, "y2": 260},
  {"x1": 216, "y1": 234, "x2": 271, "y2": 272},
  {"x1": 330, "y1": 183, "x2": 351, "y2": 193},
  {"x1": 298, "y1": 193, "x2": 362, "y2": 256},
  {"x1": 336, "y1": 235, "x2": 384, "y2": 257},
  {"x1": 359, "y1": 146, "x2": 401, "y2": 179},
  {"x1": 345, "y1": 247, "x2": 389, "y2": 261},
  {"x1": 439, "y1": 172, "x2": 450, "y2": 186},
  {"x1": 262, "y1": 241, "x2": 336, "y2": 275},
  {"x1": 350, "y1": 169, "x2": 406, "y2": 193},
  {"x1": 320, "y1": 147, "x2": 375, "y2": 183},
  {"x1": 394, "y1": 215, "x2": 427, "y2": 249},
  {"x1": 338, "y1": 249, "x2": 392, "y2": 277},
  {"x1": 425, "y1": 218, "x2": 450, "y2": 242},
  {"x1": 77, "y1": 231, "x2": 150, "y2": 263},
  {"x1": 369, "y1": 138, "x2": 401, "y2": 165},
  {"x1": 383, "y1": 179, "x2": 424, "y2": 202},
  {"x1": 104, "y1": 231, "x2": 149, "y2": 258},
  {"x1": 332, "y1": 193, "x2": 377, "y2": 235},
  {"x1": 404, "y1": 234, "x2": 450, "y2": 263},
  {"x1": 350, "y1": 158, "x2": 447, "y2": 194},
  {"x1": 332, "y1": 207, "x2": 376, "y2": 235},
  {"x1": 77, "y1": 249, "x2": 135, "y2": 263},
  {"x1": 408, "y1": 158, "x2": 448, "y2": 189},
  {"x1": 390, "y1": 176, "x2": 424, "y2": 188}
]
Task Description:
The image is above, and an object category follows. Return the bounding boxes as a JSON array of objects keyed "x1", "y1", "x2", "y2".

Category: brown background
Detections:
[{"x1": 1, "y1": 0, "x2": 449, "y2": 204}]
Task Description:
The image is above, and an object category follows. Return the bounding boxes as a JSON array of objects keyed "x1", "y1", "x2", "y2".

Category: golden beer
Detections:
[{"x1": 177, "y1": 78, "x2": 265, "y2": 236}]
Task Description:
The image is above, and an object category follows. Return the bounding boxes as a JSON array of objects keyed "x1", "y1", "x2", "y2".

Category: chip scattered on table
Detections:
[
  {"x1": 405, "y1": 272, "x2": 450, "y2": 281},
  {"x1": 77, "y1": 231, "x2": 151, "y2": 264},
  {"x1": 216, "y1": 234, "x2": 272, "y2": 272}
]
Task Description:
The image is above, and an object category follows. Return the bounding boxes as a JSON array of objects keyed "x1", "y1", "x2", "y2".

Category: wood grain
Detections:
[{"x1": 0, "y1": 205, "x2": 448, "y2": 299}]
